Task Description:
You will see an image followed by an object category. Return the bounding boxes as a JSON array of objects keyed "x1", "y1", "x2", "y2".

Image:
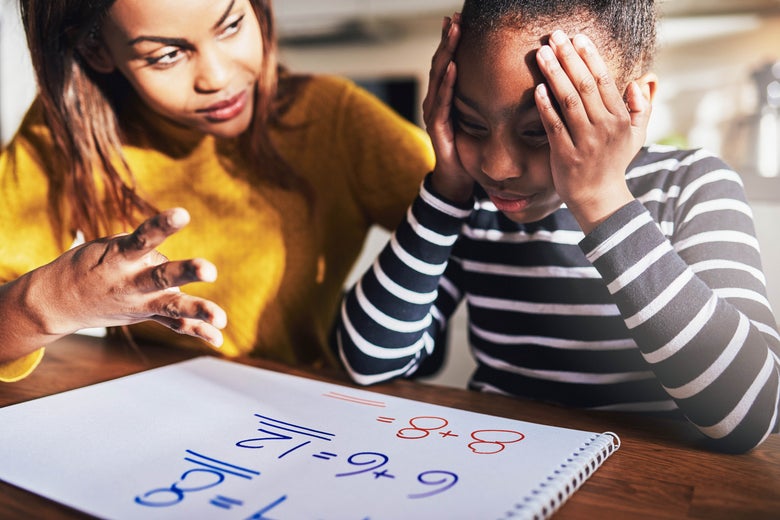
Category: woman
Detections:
[{"x1": 0, "y1": 0, "x2": 434, "y2": 380}]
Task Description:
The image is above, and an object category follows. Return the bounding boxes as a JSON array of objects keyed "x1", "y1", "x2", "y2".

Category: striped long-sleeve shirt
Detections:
[{"x1": 337, "y1": 145, "x2": 780, "y2": 453}]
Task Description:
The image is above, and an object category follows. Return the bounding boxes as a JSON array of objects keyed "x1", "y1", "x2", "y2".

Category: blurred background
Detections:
[{"x1": 2, "y1": 0, "x2": 779, "y2": 386}]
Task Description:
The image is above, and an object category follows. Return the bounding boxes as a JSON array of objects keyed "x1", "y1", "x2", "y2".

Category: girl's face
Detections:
[
  {"x1": 97, "y1": 0, "x2": 264, "y2": 138},
  {"x1": 452, "y1": 28, "x2": 571, "y2": 223}
]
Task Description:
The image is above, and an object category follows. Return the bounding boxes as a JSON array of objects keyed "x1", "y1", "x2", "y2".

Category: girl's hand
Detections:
[
  {"x1": 33, "y1": 208, "x2": 227, "y2": 346},
  {"x1": 423, "y1": 13, "x2": 474, "y2": 203},
  {"x1": 535, "y1": 30, "x2": 651, "y2": 233}
]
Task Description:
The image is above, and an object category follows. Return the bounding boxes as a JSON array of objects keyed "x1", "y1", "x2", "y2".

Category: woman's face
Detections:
[
  {"x1": 97, "y1": 0, "x2": 264, "y2": 138},
  {"x1": 452, "y1": 28, "x2": 566, "y2": 223}
]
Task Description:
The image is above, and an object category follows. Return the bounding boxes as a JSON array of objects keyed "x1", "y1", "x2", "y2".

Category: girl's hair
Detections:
[
  {"x1": 459, "y1": 0, "x2": 657, "y2": 82},
  {"x1": 18, "y1": 0, "x2": 309, "y2": 241}
]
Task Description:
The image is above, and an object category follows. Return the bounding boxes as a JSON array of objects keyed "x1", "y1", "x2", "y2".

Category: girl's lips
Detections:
[
  {"x1": 488, "y1": 193, "x2": 534, "y2": 213},
  {"x1": 199, "y1": 91, "x2": 248, "y2": 122}
]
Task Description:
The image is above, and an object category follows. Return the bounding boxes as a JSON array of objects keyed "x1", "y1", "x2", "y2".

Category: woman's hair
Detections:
[
  {"x1": 18, "y1": 0, "x2": 308, "y2": 241},
  {"x1": 459, "y1": 0, "x2": 657, "y2": 82}
]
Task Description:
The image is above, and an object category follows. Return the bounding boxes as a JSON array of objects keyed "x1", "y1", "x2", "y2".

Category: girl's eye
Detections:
[
  {"x1": 521, "y1": 127, "x2": 549, "y2": 146},
  {"x1": 219, "y1": 15, "x2": 245, "y2": 39},
  {"x1": 452, "y1": 108, "x2": 487, "y2": 136},
  {"x1": 146, "y1": 48, "x2": 184, "y2": 67}
]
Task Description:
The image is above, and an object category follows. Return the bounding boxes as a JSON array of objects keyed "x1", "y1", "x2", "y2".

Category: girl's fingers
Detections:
[
  {"x1": 547, "y1": 30, "x2": 610, "y2": 124},
  {"x1": 535, "y1": 82, "x2": 573, "y2": 150},
  {"x1": 570, "y1": 33, "x2": 627, "y2": 117},
  {"x1": 626, "y1": 81, "x2": 652, "y2": 135},
  {"x1": 536, "y1": 42, "x2": 586, "y2": 132},
  {"x1": 424, "y1": 16, "x2": 460, "y2": 123},
  {"x1": 435, "y1": 61, "x2": 456, "y2": 128},
  {"x1": 428, "y1": 61, "x2": 458, "y2": 164},
  {"x1": 117, "y1": 208, "x2": 190, "y2": 261}
]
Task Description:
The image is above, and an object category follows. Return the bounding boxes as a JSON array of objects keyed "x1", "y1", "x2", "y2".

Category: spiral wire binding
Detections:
[{"x1": 500, "y1": 431, "x2": 621, "y2": 520}]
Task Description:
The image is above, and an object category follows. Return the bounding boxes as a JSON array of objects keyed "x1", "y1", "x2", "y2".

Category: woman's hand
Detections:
[
  {"x1": 423, "y1": 13, "x2": 474, "y2": 203},
  {"x1": 28, "y1": 208, "x2": 227, "y2": 347},
  {"x1": 535, "y1": 30, "x2": 651, "y2": 233}
]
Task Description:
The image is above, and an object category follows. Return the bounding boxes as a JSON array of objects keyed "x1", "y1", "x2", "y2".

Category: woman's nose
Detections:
[{"x1": 194, "y1": 47, "x2": 230, "y2": 93}]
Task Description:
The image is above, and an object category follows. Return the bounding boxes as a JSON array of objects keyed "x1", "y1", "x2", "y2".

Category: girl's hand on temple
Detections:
[
  {"x1": 423, "y1": 13, "x2": 474, "y2": 203},
  {"x1": 31, "y1": 208, "x2": 227, "y2": 347},
  {"x1": 535, "y1": 31, "x2": 651, "y2": 234}
]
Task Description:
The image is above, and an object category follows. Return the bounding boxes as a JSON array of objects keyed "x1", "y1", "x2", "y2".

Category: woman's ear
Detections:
[
  {"x1": 632, "y1": 72, "x2": 658, "y2": 104},
  {"x1": 78, "y1": 36, "x2": 115, "y2": 74}
]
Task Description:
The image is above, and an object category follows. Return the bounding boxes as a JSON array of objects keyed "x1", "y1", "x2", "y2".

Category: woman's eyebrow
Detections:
[
  {"x1": 127, "y1": 35, "x2": 189, "y2": 47},
  {"x1": 126, "y1": 0, "x2": 236, "y2": 47},
  {"x1": 213, "y1": 0, "x2": 237, "y2": 29}
]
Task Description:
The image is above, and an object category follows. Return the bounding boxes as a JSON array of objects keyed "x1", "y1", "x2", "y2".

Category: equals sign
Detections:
[
  {"x1": 312, "y1": 451, "x2": 338, "y2": 460},
  {"x1": 210, "y1": 495, "x2": 244, "y2": 510},
  {"x1": 377, "y1": 417, "x2": 395, "y2": 424}
]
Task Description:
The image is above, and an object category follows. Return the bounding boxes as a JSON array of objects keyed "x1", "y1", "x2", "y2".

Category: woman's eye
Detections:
[
  {"x1": 219, "y1": 15, "x2": 245, "y2": 39},
  {"x1": 146, "y1": 48, "x2": 183, "y2": 67}
]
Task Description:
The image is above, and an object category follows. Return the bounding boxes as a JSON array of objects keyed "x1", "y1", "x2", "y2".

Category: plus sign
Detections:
[
  {"x1": 438, "y1": 430, "x2": 458, "y2": 438},
  {"x1": 373, "y1": 469, "x2": 396, "y2": 479}
]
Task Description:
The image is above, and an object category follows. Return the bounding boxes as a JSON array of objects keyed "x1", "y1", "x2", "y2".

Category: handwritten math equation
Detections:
[{"x1": 133, "y1": 406, "x2": 526, "y2": 517}]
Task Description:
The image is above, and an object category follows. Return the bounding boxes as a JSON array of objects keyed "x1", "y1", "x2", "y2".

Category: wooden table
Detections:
[{"x1": 1, "y1": 335, "x2": 778, "y2": 519}]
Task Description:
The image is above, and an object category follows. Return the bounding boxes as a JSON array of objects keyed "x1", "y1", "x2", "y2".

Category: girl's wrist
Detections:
[
  {"x1": 431, "y1": 167, "x2": 474, "y2": 204},
  {"x1": 568, "y1": 186, "x2": 634, "y2": 235}
]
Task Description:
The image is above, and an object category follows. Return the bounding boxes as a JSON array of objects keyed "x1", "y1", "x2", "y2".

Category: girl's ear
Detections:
[
  {"x1": 78, "y1": 37, "x2": 115, "y2": 74},
  {"x1": 632, "y1": 72, "x2": 658, "y2": 104}
]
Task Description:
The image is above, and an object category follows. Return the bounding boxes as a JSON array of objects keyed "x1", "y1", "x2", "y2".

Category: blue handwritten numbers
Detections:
[
  {"x1": 134, "y1": 450, "x2": 259, "y2": 508},
  {"x1": 132, "y1": 405, "x2": 528, "y2": 517}
]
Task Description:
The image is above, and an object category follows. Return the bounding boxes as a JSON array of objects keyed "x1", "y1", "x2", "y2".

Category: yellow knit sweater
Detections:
[{"x1": 0, "y1": 74, "x2": 434, "y2": 381}]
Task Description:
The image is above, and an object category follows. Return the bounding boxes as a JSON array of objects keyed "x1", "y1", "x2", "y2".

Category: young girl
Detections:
[
  {"x1": 337, "y1": 0, "x2": 780, "y2": 453},
  {"x1": 0, "y1": 0, "x2": 434, "y2": 381}
]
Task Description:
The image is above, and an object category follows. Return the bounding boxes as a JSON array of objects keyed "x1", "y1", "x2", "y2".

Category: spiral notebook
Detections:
[{"x1": 0, "y1": 357, "x2": 619, "y2": 519}]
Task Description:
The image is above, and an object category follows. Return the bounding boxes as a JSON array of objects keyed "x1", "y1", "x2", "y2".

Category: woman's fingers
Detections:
[
  {"x1": 152, "y1": 315, "x2": 226, "y2": 347},
  {"x1": 150, "y1": 291, "x2": 227, "y2": 345},
  {"x1": 135, "y1": 258, "x2": 217, "y2": 293},
  {"x1": 117, "y1": 208, "x2": 190, "y2": 261}
]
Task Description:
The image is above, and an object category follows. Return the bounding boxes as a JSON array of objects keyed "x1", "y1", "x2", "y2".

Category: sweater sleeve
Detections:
[
  {"x1": 0, "y1": 100, "x2": 67, "y2": 382},
  {"x1": 333, "y1": 80, "x2": 435, "y2": 231},
  {"x1": 579, "y1": 156, "x2": 780, "y2": 453},
  {"x1": 0, "y1": 348, "x2": 44, "y2": 382},
  {"x1": 337, "y1": 174, "x2": 472, "y2": 384}
]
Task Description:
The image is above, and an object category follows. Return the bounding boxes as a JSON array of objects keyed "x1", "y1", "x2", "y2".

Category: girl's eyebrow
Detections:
[
  {"x1": 454, "y1": 89, "x2": 537, "y2": 119},
  {"x1": 126, "y1": 0, "x2": 236, "y2": 47}
]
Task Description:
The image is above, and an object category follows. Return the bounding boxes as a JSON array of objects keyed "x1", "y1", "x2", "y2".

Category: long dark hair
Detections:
[{"x1": 18, "y1": 0, "x2": 308, "y2": 242}]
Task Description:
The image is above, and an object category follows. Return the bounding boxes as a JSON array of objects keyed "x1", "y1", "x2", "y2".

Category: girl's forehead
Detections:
[
  {"x1": 480, "y1": 20, "x2": 598, "y2": 49},
  {"x1": 459, "y1": 23, "x2": 621, "y2": 84},
  {"x1": 457, "y1": 30, "x2": 544, "y2": 80}
]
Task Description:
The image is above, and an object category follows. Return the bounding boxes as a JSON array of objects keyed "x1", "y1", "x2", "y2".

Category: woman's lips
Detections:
[
  {"x1": 199, "y1": 91, "x2": 248, "y2": 122},
  {"x1": 488, "y1": 193, "x2": 534, "y2": 213}
]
